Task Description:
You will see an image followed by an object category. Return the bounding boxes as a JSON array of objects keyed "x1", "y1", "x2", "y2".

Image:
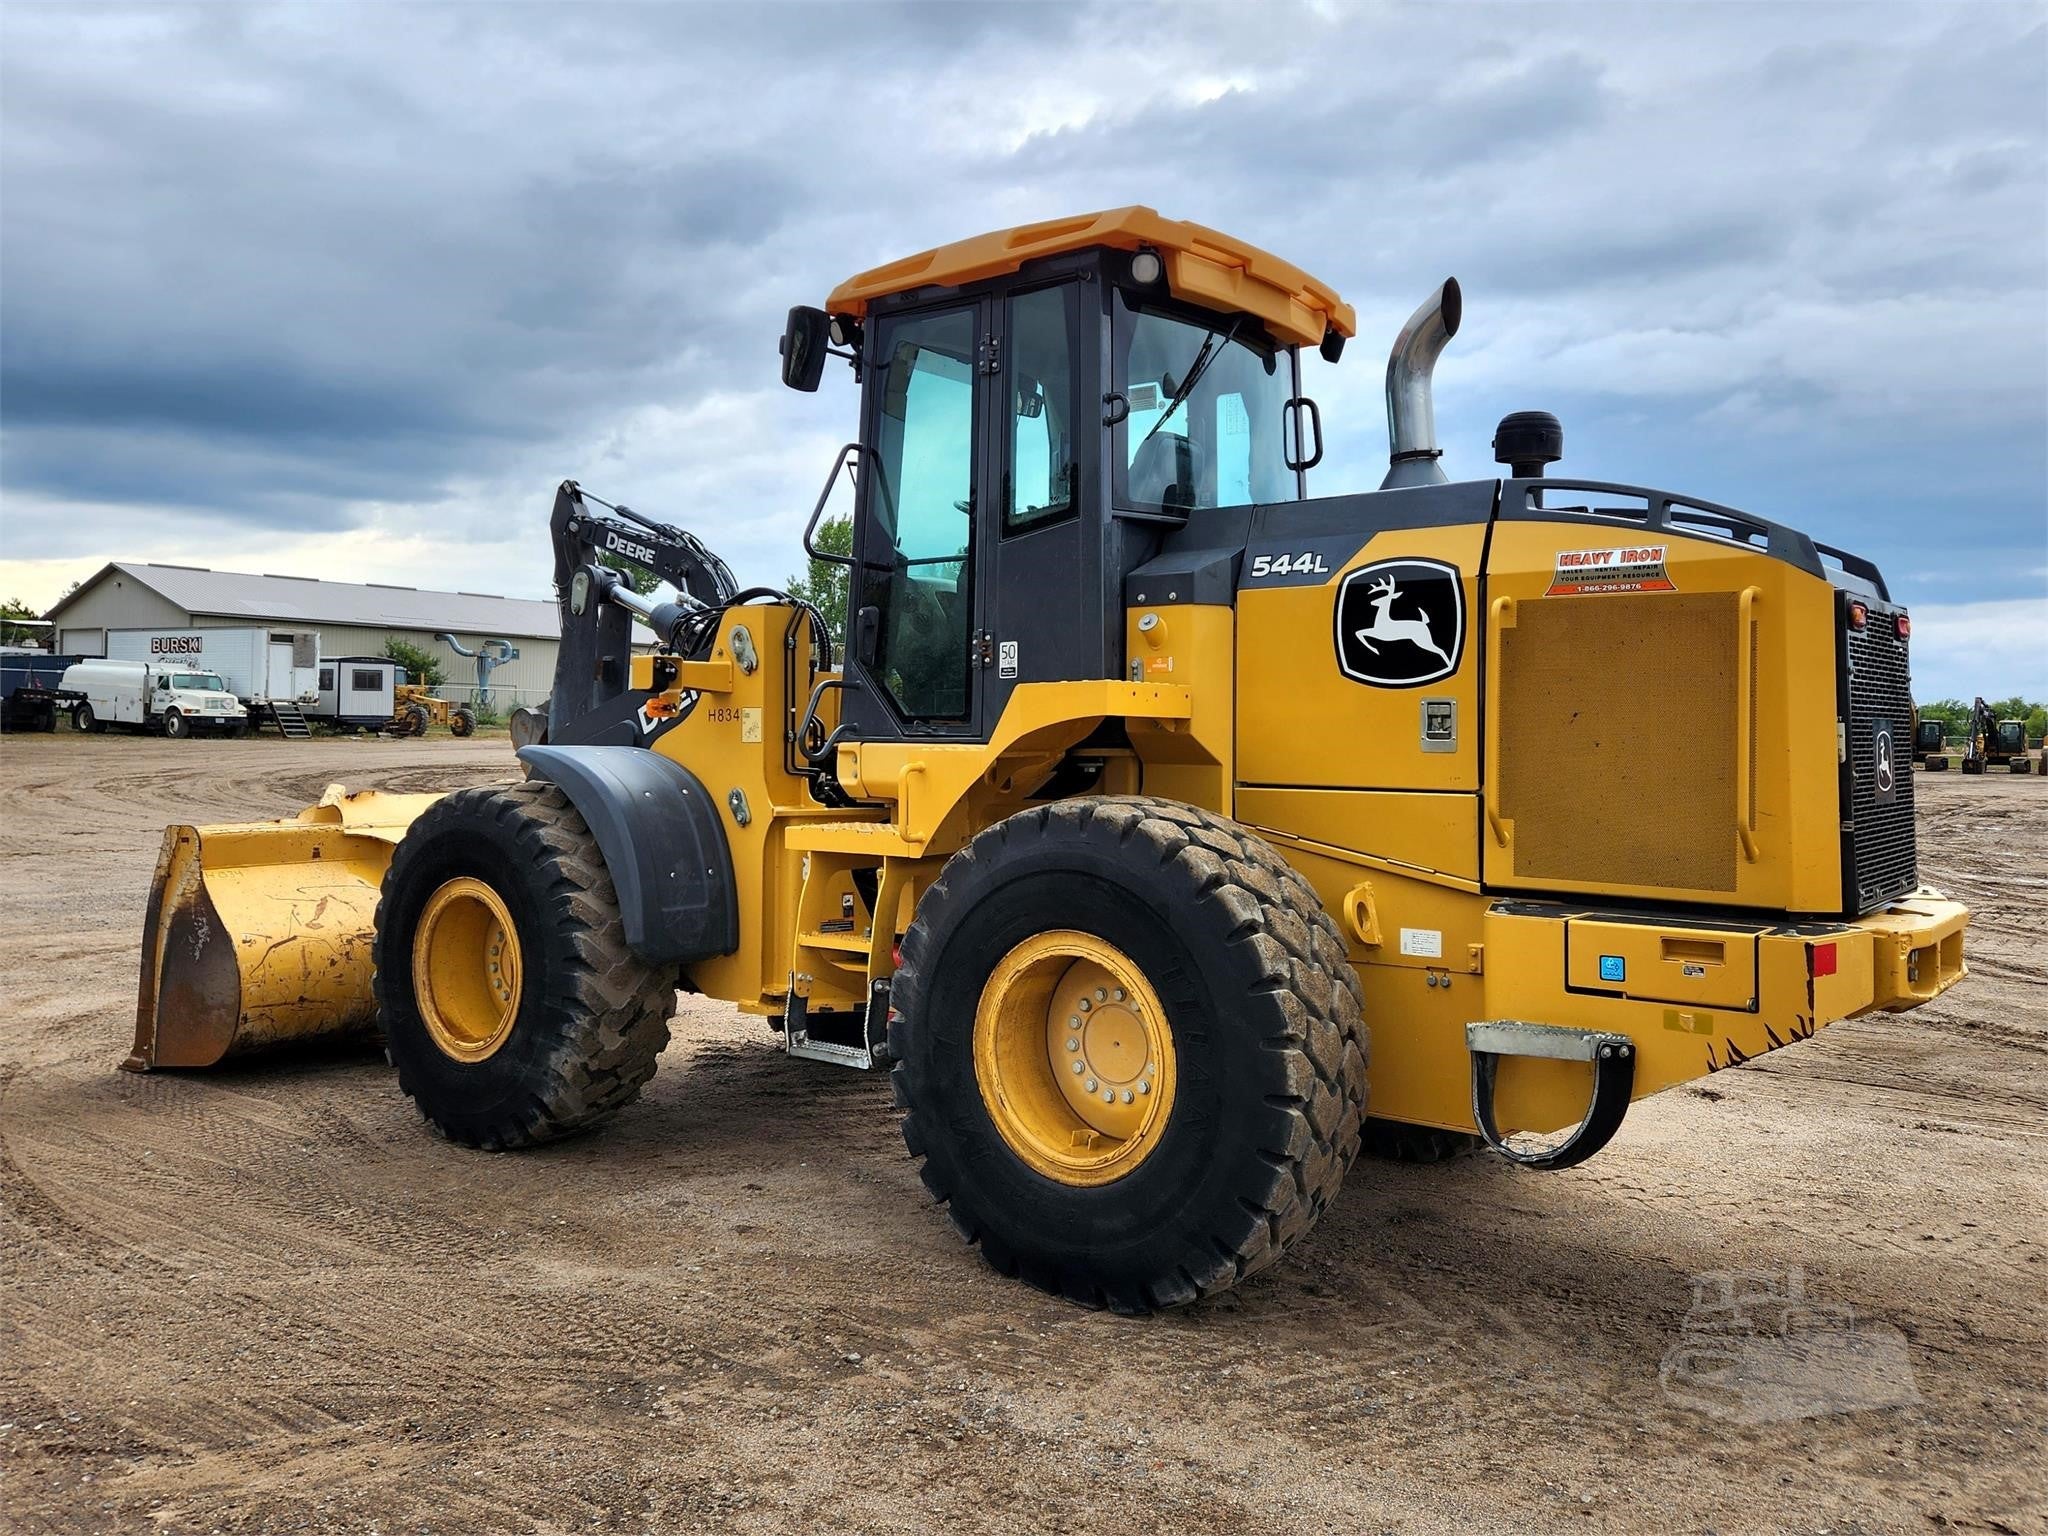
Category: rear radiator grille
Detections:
[
  {"x1": 1843, "y1": 611, "x2": 1917, "y2": 912},
  {"x1": 1498, "y1": 592, "x2": 1738, "y2": 893}
]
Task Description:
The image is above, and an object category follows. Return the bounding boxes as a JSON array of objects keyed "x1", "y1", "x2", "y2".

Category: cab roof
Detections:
[{"x1": 824, "y1": 206, "x2": 1357, "y2": 351}]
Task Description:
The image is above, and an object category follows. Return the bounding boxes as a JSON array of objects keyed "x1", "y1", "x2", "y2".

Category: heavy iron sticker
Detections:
[{"x1": 1547, "y1": 544, "x2": 1676, "y2": 596}]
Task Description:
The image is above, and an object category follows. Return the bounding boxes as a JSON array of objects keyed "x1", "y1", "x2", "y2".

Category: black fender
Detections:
[{"x1": 516, "y1": 745, "x2": 739, "y2": 967}]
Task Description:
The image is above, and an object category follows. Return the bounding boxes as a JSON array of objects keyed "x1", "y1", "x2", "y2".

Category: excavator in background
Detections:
[
  {"x1": 126, "y1": 208, "x2": 1970, "y2": 1312},
  {"x1": 1911, "y1": 709, "x2": 1946, "y2": 769},
  {"x1": 1935, "y1": 697, "x2": 2036, "y2": 775}
]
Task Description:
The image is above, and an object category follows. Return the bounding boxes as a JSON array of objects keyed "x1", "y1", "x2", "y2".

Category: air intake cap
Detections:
[{"x1": 1493, "y1": 411, "x2": 1563, "y2": 479}]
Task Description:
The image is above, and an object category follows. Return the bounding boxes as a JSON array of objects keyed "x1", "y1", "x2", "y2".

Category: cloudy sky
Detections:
[{"x1": 2, "y1": 1, "x2": 2043, "y2": 698}]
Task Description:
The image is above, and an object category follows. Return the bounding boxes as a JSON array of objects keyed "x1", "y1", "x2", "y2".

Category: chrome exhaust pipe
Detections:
[{"x1": 1380, "y1": 278, "x2": 1462, "y2": 490}]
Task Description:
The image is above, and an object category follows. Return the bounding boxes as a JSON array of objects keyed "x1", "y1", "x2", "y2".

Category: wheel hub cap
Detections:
[
  {"x1": 973, "y1": 930, "x2": 1177, "y2": 1186},
  {"x1": 413, "y1": 876, "x2": 522, "y2": 1062}
]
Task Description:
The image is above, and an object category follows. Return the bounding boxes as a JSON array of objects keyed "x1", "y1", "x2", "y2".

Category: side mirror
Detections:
[{"x1": 779, "y1": 306, "x2": 831, "y2": 392}]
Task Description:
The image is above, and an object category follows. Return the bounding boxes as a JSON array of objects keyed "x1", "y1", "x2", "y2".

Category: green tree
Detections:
[
  {"x1": 0, "y1": 598, "x2": 44, "y2": 647},
  {"x1": 2026, "y1": 706, "x2": 2048, "y2": 745},
  {"x1": 597, "y1": 549, "x2": 660, "y2": 596},
  {"x1": 382, "y1": 637, "x2": 446, "y2": 689},
  {"x1": 1917, "y1": 698, "x2": 1969, "y2": 740},
  {"x1": 784, "y1": 514, "x2": 852, "y2": 636}
]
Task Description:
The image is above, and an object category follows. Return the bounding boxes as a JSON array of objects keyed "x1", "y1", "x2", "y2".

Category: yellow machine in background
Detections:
[
  {"x1": 387, "y1": 682, "x2": 477, "y2": 737},
  {"x1": 133, "y1": 209, "x2": 1970, "y2": 1311}
]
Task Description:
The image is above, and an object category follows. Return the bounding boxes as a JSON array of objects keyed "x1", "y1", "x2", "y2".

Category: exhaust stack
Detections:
[{"x1": 1380, "y1": 278, "x2": 1462, "y2": 490}]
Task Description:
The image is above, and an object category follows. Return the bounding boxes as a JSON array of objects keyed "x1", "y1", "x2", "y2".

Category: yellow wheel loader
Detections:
[{"x1": 132, "y1": 208, "x2": 1970, "y2": 1311}]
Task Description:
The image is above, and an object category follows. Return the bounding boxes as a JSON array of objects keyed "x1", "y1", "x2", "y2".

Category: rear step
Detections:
[
  {"x1": 1466, "y1": 1020, "x2": 1635, "y2": 1171},
  {"x1": 268, "y1": 702, "x2": 312, "y2": 739}
]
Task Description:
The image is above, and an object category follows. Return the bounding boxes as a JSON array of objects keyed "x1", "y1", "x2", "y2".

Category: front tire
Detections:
[
  {"x1": 161, "y1": 709, "x2": 189, "y2": 740},
  {"x1": 450, "y1": 706, "x2": 477, "y2": 738},
  {"x1": 72, "y1": 704, "x2": 96, "y2": 733},
  {"x1": 891, "y1": 796, "x2": 1368, "y2": 1312},
  {"x1": 372, "y1": 781, "x2": 675, "y2": 1149}
]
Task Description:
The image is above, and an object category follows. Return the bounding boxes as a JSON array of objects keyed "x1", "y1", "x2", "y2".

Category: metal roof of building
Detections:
[{"x1": 51, "y1": 562, "x2": 563, "y2": 640}]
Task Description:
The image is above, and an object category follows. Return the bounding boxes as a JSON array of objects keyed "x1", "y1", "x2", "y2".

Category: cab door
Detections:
[
  {"x1": 977, "y1": 280, "x2": 1097, "y2": 726},
  {"x1": 845, "y1": 301, "x2": 986, "y2": 739}
]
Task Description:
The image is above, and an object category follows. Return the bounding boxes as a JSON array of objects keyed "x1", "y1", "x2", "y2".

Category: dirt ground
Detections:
[{"x1": 1, "y1": 733, "x2": 2041, "y2": 1536}]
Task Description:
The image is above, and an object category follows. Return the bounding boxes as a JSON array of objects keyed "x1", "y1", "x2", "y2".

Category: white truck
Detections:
[
  {"x1": 105, "y1": 627, "x2": 320, "y2": 709},
  {"x1": 60, "y1": 658, "x2": 249, "y2": 738}
]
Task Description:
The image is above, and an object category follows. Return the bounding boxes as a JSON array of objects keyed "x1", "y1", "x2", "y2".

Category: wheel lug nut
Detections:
[
  {"x1": 1095, "y1": 988, "x2": 1107, "y2": 1002},
  {"x1": 1112, "y1": 988, "x2": 1125, "y2": 1002},
  {"x1": 1071, "y1": 1061, "x2": 1085, "y2": 1075},
  {"x1": 1119, "y1": 1090, "x2": 1133, "y2": 1104},
  {"x1": 1137, "y1": 1080, "x2": 1150, "y2": 1095},
  {"x1": 1084, "y1": 1078, "x2": 1098, "y2": 1093},
  {"x1": 1078, "y1": 999, "x2": 1091, "y2": 1013},
  {"x1": 1101, "y1": 1088, "x2": 1114, "y2": 1103},
  {"x1": 1065, "y1": 1037, "x2": 1079, "y2": 1052}
]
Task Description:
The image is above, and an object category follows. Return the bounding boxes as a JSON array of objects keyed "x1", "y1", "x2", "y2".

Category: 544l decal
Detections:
[{"x1": 1249, "y1": 551, "x2": 1331, "y2": 579}]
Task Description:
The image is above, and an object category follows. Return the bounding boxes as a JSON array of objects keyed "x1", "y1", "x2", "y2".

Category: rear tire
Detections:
[
  {"x1": 372, "y1": 781, "x2": 675, "y2": 1149},
  {"x1": 891, "y1": 795, "x2": 1368, "y2": 1312},
  {"x1": 1360, "y1": 1118, "x2": 1483, "y2": 1163}
]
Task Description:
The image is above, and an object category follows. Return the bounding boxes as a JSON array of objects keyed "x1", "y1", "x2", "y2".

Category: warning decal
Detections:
[{"x1": 1546, "y1": 545, "x2": 1675, "y2": 596}]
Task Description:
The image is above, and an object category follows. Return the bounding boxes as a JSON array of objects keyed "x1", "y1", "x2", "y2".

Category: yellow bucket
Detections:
[{"x1": 128, "y1": 786, "x2": 441, "y2": 1071}]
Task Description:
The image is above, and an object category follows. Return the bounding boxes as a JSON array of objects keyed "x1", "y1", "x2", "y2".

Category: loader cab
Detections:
[{"x1": 787, "y1": 211, "x2": 1351, "y2": 745}]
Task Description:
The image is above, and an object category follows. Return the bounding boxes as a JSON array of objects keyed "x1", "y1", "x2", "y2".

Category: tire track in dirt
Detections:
[{"x1": 2, "y1": 734, "x2": 2042, "y2": 1535}]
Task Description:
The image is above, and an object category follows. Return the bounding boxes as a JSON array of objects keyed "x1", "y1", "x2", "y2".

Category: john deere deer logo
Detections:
[
  {"x1": 1355, "y1": 574, "x2": 1453, "y2": 668},
  {"x1": 1335, "y1": 559, "x2": 1464, "y2": 688}
]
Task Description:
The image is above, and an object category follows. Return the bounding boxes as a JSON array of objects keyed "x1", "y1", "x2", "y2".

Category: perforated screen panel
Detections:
[{"x1": 1498, "y1": 592, "x2": 1739, "y2": 893}]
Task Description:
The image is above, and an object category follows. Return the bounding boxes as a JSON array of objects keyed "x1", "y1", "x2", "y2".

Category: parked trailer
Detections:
[
  {"x1": 106, "y1": 627, "x2": 320, "y2": 708},
  {"x1": 0, "y1": 652, "x2": 85, "y2": 733},
  {"x1": 313, "y1": 657, "x2": 400, "y2": 732},
  {"x1": 59, "y1": 658, "x2": 248, "y2": 738}
]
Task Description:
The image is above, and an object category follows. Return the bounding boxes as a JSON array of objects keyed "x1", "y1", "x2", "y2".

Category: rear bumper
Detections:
[
  {"x1": 1461, "y1": 889, "x2": 1970, "y2": 1135},
  {"x1": 1850, "y1": 890, "x2": 1968, "y2": 1012}
]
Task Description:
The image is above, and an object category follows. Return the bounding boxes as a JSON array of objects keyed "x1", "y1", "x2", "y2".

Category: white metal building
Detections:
[{"x1": 47, "y1": 563, "x2": 566, "y2": 708}]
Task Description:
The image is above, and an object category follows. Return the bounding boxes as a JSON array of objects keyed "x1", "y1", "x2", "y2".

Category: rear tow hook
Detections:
[{"x1": 1465, "y1": 1021, "x2": 1636, "y2": 1171}]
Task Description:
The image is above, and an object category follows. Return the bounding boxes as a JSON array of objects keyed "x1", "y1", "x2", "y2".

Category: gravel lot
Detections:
[{"x1": 2, "y1": 733, "x2": 2041, "y2": 1534}]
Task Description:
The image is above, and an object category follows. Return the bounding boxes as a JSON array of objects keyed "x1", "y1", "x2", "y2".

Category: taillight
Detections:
[
  {"x1": 1895, "y1": 611, "x2": 1911, "y2": 638},
  {"x1": 1810, "y1": 941, "x2": 1839, "y2": 978},
  {"x1": 1846, "y1": 601, "x2": 1868, "y2": 631}
]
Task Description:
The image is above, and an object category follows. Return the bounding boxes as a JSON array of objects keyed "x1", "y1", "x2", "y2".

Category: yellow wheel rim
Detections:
[
  {"x1": 972, "y1": 930, "x2": 1177, "y2": 1187},
  {"x1": 412, "y1": 876, "x2": 523, "y2": 1062}
]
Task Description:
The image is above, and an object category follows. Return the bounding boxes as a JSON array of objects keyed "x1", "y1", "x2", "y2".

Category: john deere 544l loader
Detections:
[{"x1": 132, "y1": 209, "x2": 1969, "y2": 1311}]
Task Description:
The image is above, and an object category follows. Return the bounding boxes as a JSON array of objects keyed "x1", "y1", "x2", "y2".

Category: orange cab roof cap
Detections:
[{"x1": 825, "y1": 206, "x2": 1356, "y2": 350}]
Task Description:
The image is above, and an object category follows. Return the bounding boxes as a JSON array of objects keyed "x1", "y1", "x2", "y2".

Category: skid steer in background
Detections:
[{"x1": 132, "y1": 208, "x2": 1971, "y2": 1311}]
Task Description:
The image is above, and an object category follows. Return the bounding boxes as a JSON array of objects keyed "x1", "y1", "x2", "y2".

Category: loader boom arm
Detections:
[{"x1": 546, "y1": 480, "x2": 740, "y2": 739}]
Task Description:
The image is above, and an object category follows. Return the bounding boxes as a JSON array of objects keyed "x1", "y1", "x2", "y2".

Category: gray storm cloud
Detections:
[{"x1": 0, "y1": 1, "x2": 2042, "y2": 695}]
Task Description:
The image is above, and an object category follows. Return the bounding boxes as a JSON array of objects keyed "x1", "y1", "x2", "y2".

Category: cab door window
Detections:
[
  {"x1": 1006, "y1": 285, "x2": 1078, "y2": 533},
  {"x1": 865, "y1": 307, "x2": 977, "y2": 721}
]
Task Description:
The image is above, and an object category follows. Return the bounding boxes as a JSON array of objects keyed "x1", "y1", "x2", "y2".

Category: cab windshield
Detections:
[
  {"x1": 172, "y1": 672, "x2": 227, "y2": 692},
  {"x1": 1112, "y1": 292, "x2": 1297, "y2": 513}
]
